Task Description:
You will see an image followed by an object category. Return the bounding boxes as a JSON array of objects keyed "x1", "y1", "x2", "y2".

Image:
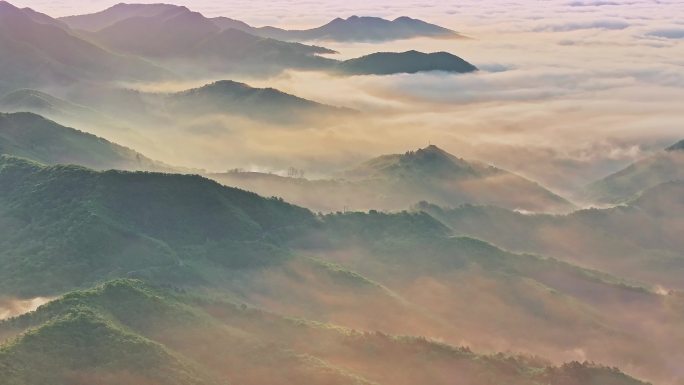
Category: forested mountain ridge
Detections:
[
  {"x1": 212, "y1": 145, "x2": 573, "y2": 213},
  {"x1": 0, "y1": 279, "x2": 651, "y2": 385},
  {"x1": 0, "y1": 112, "x2": 171, "y2": 172},
  {"x1": 0, "y1": 155, "x2": 314, "y2": 295}
]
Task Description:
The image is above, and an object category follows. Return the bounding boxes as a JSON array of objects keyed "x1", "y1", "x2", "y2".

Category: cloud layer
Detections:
[{"x1": 8, "y1": 0, "x2": 683, "y2": 199}]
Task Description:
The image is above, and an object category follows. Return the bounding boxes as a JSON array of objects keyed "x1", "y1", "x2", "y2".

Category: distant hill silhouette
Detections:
[
  {"x1": 166, "y1": 80, "x2": 354, "y2": 123},
  {"x1": 76, "y1": 5, "x2": 335, "y2": 74},
  {"x1": 0, "y1": 1, "x2": 165, "y2": 90},
  {"x1": 60, "y1": 5, "x2": 461, "y2": 42},
  {"x1": 586, "y1": 139, "x2": 684, "y2": 203},
  {"x1": 60, "y1": 3, "x2": 186, "y2": 31},
  {"x1": 213, "y1": 15, "x2": 463, "y2": 42},
  {"x1": 337, "y1": 51, "x2": 478, "y2": 75},
  {"x1": 56, "y1": 4, "x2": 474, "y2": 76}
]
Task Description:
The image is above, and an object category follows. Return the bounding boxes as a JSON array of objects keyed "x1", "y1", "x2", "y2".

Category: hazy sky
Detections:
[
  {"x1": 16, "y1": 0, "x2": 684, "y2": 30},
  {"x1": 10, "y1": 0, "x2": 684, "y2": 194}
]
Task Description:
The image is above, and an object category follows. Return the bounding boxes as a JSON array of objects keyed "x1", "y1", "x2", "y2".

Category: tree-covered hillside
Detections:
[
  {"x1": 0, "y1": 112, "x2": 172, "y2": 172},
  {"x1": 212, "y1": 145, "x2": 574, "y2": 213},
  {"x1": 0, "y1": 156, "x2": 675, "y2": 384},
  {"x1": 0, "y1": 280, "x2": 650, "y2": 385},
  {"x1": 416, "y1": 180, "x2": 684, "y2": 289},
  {"x1": 0, "y1": 155, "x2": 314, "y2": 295}
]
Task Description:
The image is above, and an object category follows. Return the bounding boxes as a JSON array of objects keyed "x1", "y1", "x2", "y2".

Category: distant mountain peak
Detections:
[
  {"x1": 189, "y1": 80, "x2": 254, "y2": 94},
  {"x1": 424, "y1": 144, "x2": 452, "y2": 153},
  {"x1": 0, "y1": 0, "x2": 17, "y2": 9},
  {"x1": 340, "y1": 145, "x2": 573, "y2": 212},
  {"x1": 59, "y1": 2, "x2": 188, "y2": 31},
  {"x1": 346, "y1": 145, "x2": 476, "y2": 180},
  {"x1": 400, "y1": 145, "x2": 471, "y2": 170},
  {"x1": 665, "y1": 139, "x2": 684, "y2": 152},
  {"x1": 0, "y1": 1, "x2": 23, "y2": 16}
]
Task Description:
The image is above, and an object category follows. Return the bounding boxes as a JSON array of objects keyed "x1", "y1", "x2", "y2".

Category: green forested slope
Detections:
[{"x1": 0, "y1": 280, "x2": 650, "y2": 385}]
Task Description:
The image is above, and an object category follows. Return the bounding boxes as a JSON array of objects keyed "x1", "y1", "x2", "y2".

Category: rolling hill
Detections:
[
  {"x1": 211, "y1": 145, "x2": 573, "y2": 213},
  {"x1": 0, "y1": 112, "x2": 171, "y2": 172},
  {"x1": 165, "y1": 80, "x2": 354, "y2": 123},
  {"x1": 585, "y1": 139, "x2": 684, "y2": 204},
  {"x1": 0, "y1": 155, "x2": 315, "y2": 295},
  {"x1": 416, "y1": 179, "x2": 684, "y2": 289},
  {"x1": 0, "y1": 279, "x2": 651, "y2": 385},
  {"x1": 0, "y1": 155, "x2": 679, "y2": 383}
]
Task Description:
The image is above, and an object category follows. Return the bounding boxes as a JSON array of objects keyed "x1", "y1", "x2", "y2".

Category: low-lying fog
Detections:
[{"x1": 21, "y1": 1, "x2": 679, "y2": 201}]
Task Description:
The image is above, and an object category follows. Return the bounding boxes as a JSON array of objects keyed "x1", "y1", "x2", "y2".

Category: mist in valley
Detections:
[{"x1": 0, "y1": 1, "x2": 683, "y2": 385}]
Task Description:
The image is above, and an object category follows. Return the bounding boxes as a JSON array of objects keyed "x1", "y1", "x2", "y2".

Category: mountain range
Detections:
[
  {"x1": 0, "y1": 1, "x2": 477, "y2": 91},
  {"x1": 61, "y1": 4, "x2": 461, "y2": 42},
  {"x1": 79, "y1": 8, "x2": 474, "y2": 76},
  {"x1": 214, "y1": 15, "x2": 462, "y2": 42},
  {"x1": 210, "y1": 145, "x2": 574, "y2": 213},
  {"x1": 0, "y1": 154, "x2": 681, "y2": 383},
  {"x1": 0, "y1": 111, "x2": 568, "y2": 214},
  {"x1": 0, "y1": 2, "x2": 680, "y2": 385},
  {"x1": 80, "y1": 6, "x2": 335, "y2": 74},
  {"x1": 0, "y1": 1, "x2": 164, "y2": 92},
  {"x1": 417, "y1": 177, "x2": 684, "y2": 290},
  {"x1": 0, "y1": 279, "x2": 650, "y2": 385}
]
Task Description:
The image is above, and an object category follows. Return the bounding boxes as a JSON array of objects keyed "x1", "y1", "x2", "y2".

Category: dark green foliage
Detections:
[
  {"x1": 0, "y1": 280, "x2": 649, "y2": 385},
  {"x1": 316, "y1": 210, "x2": 450, "y2": 244},
  {"x1": 337, "y1": 50, "x2": 478, "y2": 75},
  {"x1": 0, "y1": 155, "x2": 315, "y2": 295},
  {"x1": 0, "y1": 282, "x2": 213, "y2": 385}
]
